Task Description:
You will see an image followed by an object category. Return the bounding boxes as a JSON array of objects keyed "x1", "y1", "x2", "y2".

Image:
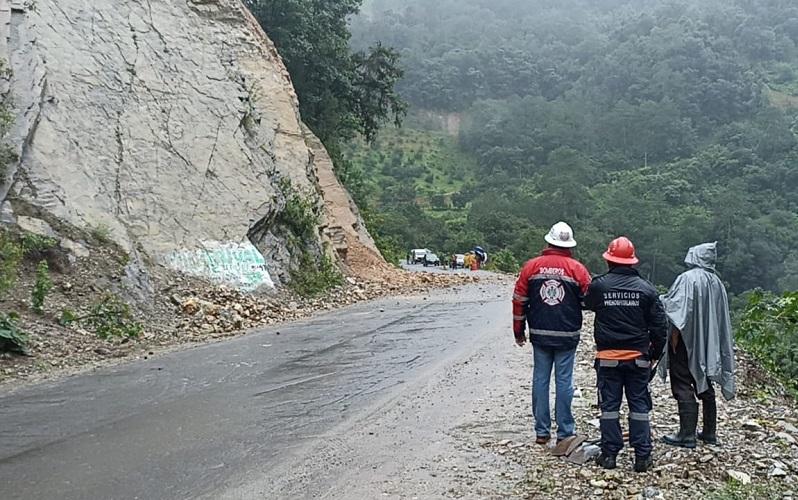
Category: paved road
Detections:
[{"x1": 0, "y1": 281, "x2": 517, "y2": 499}]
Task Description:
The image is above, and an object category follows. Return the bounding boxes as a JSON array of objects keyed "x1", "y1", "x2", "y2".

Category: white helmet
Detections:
[{"x1": 545, "y1": 221, "x2": 577, "y2": 248}]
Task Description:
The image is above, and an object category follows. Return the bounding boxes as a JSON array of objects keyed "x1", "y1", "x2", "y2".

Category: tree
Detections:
[
  {"x1": 244, "y1": 0, "x2": 405, "y2": 149},
  {"x1": 347, "y1": 0, "x2": 798, "y2": 293}
]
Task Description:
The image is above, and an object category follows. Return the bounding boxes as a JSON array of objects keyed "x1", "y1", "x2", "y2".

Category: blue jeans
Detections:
[{"x1": 532, "y1": 346, "x2": 576, "y2": 440}]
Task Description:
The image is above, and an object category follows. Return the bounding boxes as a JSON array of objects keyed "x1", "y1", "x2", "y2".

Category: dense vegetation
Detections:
[
  {"x1": 244, "y1": 0, "x2": 405, "y2": 153},
  {"x1": 737, "y1": 290, "x2": 798, "y2": 395},
  {"x1": 349, "y1": 0, "x2": 798, "y2": 293}
]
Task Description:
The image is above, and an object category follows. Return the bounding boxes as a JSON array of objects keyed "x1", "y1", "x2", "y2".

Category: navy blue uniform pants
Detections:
[{"x1": 596, "y1": 359, "x2": 653, "y2": 458}]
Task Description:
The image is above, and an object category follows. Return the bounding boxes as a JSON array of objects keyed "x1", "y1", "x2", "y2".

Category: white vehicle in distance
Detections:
[{"x1": 408, "y1": 248, "x2": 431, "y2": 264}]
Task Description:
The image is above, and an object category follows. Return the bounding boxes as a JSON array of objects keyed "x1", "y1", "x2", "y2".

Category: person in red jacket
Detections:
[{"x1": 513, "y1": 222, "x2": 591, "y2": 444}]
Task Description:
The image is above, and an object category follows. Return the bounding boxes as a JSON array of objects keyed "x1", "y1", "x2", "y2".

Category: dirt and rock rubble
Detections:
[
  {"x1": 0, "y1": 244, "x2": 493, "y2": 387},
  {"x1": 470, "y1": 314, "x2": 798, "y2": 499}
]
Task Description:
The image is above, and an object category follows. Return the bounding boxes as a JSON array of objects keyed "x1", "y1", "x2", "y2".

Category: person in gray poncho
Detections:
[{"x1": 658, "y1": 242, "x2": 736, "y2": 448}]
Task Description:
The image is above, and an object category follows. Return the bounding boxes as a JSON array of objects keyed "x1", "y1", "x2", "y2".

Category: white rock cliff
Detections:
[{"x1": 0, "y1": 0, "x2": 381, "y2": 290}]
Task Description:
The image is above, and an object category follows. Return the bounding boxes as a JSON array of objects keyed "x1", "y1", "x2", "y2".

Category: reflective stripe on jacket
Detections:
[{"x1": 512, "y1": 247, "x2": 591, "y2": 351}]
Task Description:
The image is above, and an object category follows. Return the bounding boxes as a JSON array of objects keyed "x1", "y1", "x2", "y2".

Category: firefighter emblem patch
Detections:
[{"x1": 540, "y1": 279, "x2": 565, "y2": 306}]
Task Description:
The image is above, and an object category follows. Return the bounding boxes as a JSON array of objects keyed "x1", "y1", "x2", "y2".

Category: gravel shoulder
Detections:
[{"x1": 480, "y1": 315, "x2": 798, "y2": 499}]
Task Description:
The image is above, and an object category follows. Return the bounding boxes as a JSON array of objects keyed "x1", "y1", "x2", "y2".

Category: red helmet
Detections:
[{"x1": 603, "y1": 236, "x2": 639, "y2": 265}]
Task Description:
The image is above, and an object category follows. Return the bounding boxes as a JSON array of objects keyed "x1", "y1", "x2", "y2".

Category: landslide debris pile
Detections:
[
  {"x1": 485, "y1": 315, "x2": 798, "y2": 499},
  {"x1": 0, "y1": 224, "x2": 483, "y2": 385},
  {"x1": 176, "y1": 271, "x2": 480, "y2": 335}
]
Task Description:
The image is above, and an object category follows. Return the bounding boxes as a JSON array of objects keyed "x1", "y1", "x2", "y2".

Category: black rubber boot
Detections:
[
  {"x1": 596, "y1": 453, "x2": 617, "y2": 470},
  {"x1": 698, "y1": 398, "x2": 718, "y2": 445},
  {"x1": 662, "y1": 401, "x2": 698, "y2": 449},
  {"x1": 634, "y1": 455, "x2": 654, "y2": 473}
]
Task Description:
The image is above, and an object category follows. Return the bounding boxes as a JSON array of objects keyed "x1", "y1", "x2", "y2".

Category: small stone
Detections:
[
  {"x1": 699, "y1": 454, "x2": 714, "y2": 463},
  {"x1": 642, "y1": 486, "x2": 663, "y2": 498},
  {"x1": 93, "y1": 347, "x2": 112, "y2": 356},
  {"x1": 779, "y1": 421, "x2": 798, "y2": 434},
  {"x1": 181, "y1": 297, "x2": 202, "y2": 315},
  {"x1": 590, "y1": 479, "x2": 608, "y2": 488},
  {"x1": 770, "y1": 467, "x2": 788, "y2": 478},
  {"x1": 497, "y1": 439, "x2": 512, "y2": 446},
  {"x1": 743, "y1": 420, "x2": 764, "y2": 432},
  {"x1": 776, "y1": 432, "x2": 797, "y2": 445},
  {"x1": 579, "y1": 469, "x2": 593, "y2": 479},
  {"x1": 726, "y1": 470, "x2": 752, "y2": 485}
]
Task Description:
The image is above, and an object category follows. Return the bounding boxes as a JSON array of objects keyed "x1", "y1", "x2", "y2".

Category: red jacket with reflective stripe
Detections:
[{"x1": 513, "y1": 248, "x2": 591, "y2": 350}]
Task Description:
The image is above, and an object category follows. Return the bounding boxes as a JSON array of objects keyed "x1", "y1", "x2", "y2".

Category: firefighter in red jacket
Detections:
[{"x1": 512, "y1": 222, "x2": 591, "y2": 444}]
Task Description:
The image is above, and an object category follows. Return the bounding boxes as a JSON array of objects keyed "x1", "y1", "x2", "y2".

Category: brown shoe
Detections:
[{"x1": 536, "y1": 435, "x2": 551, "y2": 445}]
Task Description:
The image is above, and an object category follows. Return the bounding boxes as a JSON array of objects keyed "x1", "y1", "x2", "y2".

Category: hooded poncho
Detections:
[{"x1": 657, "y1": 242, "x2": 736, "y2": 400}]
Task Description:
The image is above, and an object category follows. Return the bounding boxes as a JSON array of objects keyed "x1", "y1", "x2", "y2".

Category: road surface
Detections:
[{"x1": 0, "y1": 280, "x2": 528, "y2": 499}]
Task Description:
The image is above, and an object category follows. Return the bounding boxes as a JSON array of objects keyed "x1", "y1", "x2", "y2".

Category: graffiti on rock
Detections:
[{"x1": 165, "y1": 241, "x2": 274, "y2": 291}]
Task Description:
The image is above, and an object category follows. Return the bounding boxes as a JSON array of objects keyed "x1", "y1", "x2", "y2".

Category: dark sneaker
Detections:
[
  {"x1": 634, "y1": 455, "x2": 653, "y2": 473},
  {"x1": 535, "y1": 435, "x2": 551, "y2": 445},
  {"x1": 596, "y1": 453, "x2": 617, "y2": 470}
]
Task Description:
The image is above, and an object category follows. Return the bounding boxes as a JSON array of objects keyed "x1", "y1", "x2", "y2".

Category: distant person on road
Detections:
[
  {"x1": 658, "y1": 242, "x2": 736, "y2": 449},
  {"x1": 585, "y1": 237, "x2": 667, "y2": 473},
  {"x1": 474, "y1": 246, "x2": 487, "y2": 269},
  {"x1": 465, "y1": 252, "x2": 475, "y2": 270},
  {"x1": 512, "y1": 222, "x2": 591, "y2": 445}
]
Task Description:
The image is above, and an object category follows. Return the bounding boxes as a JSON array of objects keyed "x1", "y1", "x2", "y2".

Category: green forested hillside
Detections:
[{"x1": 349, "y1": 0, "x2": 798, "y2": 292}]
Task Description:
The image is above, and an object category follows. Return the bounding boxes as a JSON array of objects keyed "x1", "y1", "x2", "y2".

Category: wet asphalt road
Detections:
[{"x1": 0, "y1": 281, "x2": 511, "y2": 499}]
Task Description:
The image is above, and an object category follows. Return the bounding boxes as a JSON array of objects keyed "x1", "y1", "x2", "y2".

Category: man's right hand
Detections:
[{"x1": 514, "y1": 332, "x2": 527, "y2": 347}]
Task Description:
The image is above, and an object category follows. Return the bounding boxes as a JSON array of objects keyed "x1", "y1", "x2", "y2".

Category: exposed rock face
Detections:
[{"x1": 0, "y1": 0, "x2": 381, "y2": 290}]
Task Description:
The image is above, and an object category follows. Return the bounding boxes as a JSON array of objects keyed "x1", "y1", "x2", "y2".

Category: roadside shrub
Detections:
[
  {"x1": 89, "y1": 223, "x2": 112, "y2": 244},
  {"x1": 31, "y1": 260, "x2": 52, "y2": 314},
  {"x1": 0, "y1": 312, "x2": 29, "y2": 355},
  {"x1": 290, "y1": 253, "x2": 343, "y2": 298},
  {"x1": 0, "y1": 230, "x2": 23, "y2": 296},
  {"x1": 278, "y1": 178, "x2": 319, "y2": 242},
  {"x1": 736, "y1": 289, "x2": 798, "y2": 394},
  {"x1": 0, "y1": 59, "x2": 17, "y2": 184},
  {"x1": 708, "y1": 479, "x2": 785, "y2": 500},
  {"x1": 485, "y1": 249, "x2": 519, "y2": 274},
  {"x1": 60, "y1": 295, "x2": 142, "y2": 340},
  {"x1": 59, "y1": 308, "x2": 77, "y2": 327},
  {"x1": 21, "y1": 233, "x2": 57, "y2": 255}
]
